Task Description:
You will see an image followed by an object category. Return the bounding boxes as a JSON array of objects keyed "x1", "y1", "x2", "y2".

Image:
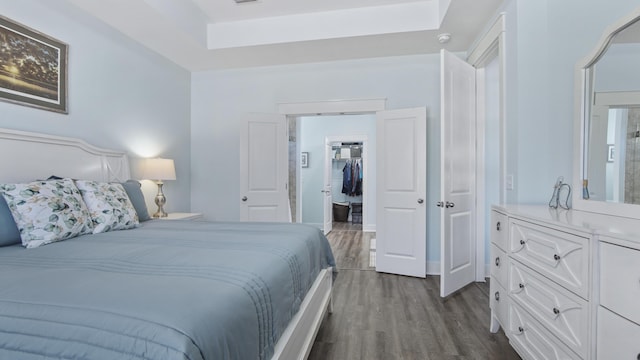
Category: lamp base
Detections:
[{"x1": 152, "y1": 181, "x2": 168, "y2": 218}]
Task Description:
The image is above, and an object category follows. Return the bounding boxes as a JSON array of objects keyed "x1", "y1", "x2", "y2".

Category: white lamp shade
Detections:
[{"x1": 143, "y1": 158, "x2": 176, "y2": 181}]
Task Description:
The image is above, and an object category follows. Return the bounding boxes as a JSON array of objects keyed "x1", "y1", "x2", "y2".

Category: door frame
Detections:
[
  {"x1": 467, "y1": 13, "x2": 507, "y2": 281},
  {"x1": 278, "y1": 99, "x2": 385, "y2": 231},
  {"x1": 324, "y1": 135, "x2": 369, "y2": 232}
]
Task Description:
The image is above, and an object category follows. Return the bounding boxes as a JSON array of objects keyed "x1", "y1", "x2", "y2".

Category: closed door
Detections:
[
  {"x1": 239, "y1": 113, "x2": 289, "y2": 222},
  {"x1": 440, "y1": 49, "x2": 477, "y2": 297},
  {"x1": 375, "y1": 107, "x2": 427, "y2": 278}
]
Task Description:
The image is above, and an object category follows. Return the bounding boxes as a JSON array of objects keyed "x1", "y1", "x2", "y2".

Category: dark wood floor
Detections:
[
  {"x1": 308, "y1": 224, "x2": 520, "y2": 360},
  {"x1": 324, "y1": 222, "x2": 374, "y2": 270}
]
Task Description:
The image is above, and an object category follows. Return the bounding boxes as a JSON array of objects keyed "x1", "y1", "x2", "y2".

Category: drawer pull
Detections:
[
  {"x1": 553, "y1": 254, "x2": 561, "y2": 261},
  {"x1": 495, "y1": 291, "x2": 500, "y2": 301},
  {"x1": 553, "y1": 307, "x2": 560, "y2": 315},
  {"x1": 496, "y1": 221, "x2": 501, "y2": 231},
  {"x1": 519, "y1": 239, "x2": 526, "y2": 246},
  {"x1": 519, "y1": 283, "x2": 525, "y2": 289},
  {"x1": 518, "y1": 326, "x2": 524, "y2": 334},
  {"x1": 495, "y1": 257, "x2": 500, "y2": 267}
]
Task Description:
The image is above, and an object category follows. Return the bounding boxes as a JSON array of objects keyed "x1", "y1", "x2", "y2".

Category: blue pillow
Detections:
[
  {"x1": 121, "y1": 180, "x2": 151, "y2": 222},
  {"x1": 0, "y1": 194, "x2": 21, "y2": 246}
]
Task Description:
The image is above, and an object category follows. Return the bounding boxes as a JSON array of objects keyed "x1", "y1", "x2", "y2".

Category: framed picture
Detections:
[
  {"x1": 0, "y1": 15, "x2": 68, "y2": 113},
  {"x1": 607, "y1": 144, "x2": 614, "y2": 162},
  {"x1": 301, "y1": 152, "x2": 309, "y2": 168}
]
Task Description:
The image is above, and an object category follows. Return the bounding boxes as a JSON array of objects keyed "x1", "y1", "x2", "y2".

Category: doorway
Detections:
[
  {"x1": 325, "y1": 139, "x2": 366, "y2": 234},
  {"x1": 293, "y1": 114, "x2": 376, "y2": 235}
]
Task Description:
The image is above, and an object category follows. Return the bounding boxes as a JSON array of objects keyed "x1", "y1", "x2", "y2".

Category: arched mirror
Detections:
[{"x1": 574, "y1": 7, "x2": 640, "y2": 218}]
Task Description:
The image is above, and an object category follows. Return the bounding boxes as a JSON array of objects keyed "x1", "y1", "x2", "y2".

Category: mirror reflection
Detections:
[{"x1": 586, "y1": 18, "x2": 640, "y2": 204}]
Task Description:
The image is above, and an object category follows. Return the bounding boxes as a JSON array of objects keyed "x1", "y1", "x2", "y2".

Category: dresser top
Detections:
[{"x1": 492, "y1": 204, "x2": 640, "y2": 250}]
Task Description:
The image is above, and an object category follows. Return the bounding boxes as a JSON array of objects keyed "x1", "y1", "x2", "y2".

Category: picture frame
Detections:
[
  {"x1": 607, "y1": 144, "x2": 614, "y2": 162},
  {"x1": 301, "y1": 152, "x2": 309, "y2": 168},
  {"x1": 0, "y1": 15, "x2": 68, "y2": 113}
]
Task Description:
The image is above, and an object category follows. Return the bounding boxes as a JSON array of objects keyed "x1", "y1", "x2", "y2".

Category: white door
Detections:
[
  {"x1": 376, "y1": 107, "x2": 427, "y2": 278},
  {"x1": 440, "y1": 49, "x2": 477, "y2": 297},
  {"x1": 239, "y1": 113, "x2": 289, "y2": 222},
  {"x1": 322, "y1": 140, "x2": 333, "y2": 235}
]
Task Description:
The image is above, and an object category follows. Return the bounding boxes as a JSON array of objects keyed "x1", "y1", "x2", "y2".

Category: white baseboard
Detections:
[{"x1": 426, "y1": 261, "x2": 440, "y2": 275}]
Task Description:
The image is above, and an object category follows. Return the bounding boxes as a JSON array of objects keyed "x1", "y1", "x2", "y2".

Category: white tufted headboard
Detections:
[{"x1": 0, "y1": 128, "x2": 131, "y2": 184}]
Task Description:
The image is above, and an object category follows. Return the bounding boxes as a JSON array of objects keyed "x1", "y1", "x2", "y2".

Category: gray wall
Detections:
[{"x1": 0, "y1": 0, "x2": 192, "y2": 214}]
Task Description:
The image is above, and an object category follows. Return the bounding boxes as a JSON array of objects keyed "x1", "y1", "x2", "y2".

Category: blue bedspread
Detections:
[{"x1": 0, "y1": 221, "x2": 336, "y2": 360}]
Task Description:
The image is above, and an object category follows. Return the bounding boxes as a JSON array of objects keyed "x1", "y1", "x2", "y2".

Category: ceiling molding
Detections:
[
  {"x1": 64, "y1": 0, "x2": 502, "y2": 71},
  {"x1": 207, "y1": 2, "x2": 441, "y2": 49}
]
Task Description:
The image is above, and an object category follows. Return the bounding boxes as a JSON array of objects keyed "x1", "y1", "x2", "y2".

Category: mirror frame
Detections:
[{"x1": 573, "y1": 6, "x2": 640, "y2": 219}]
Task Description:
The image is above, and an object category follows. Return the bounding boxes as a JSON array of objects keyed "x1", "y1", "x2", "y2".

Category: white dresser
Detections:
[{"x1": 489, "y1": 205, "x2": 640, "y2": 360}]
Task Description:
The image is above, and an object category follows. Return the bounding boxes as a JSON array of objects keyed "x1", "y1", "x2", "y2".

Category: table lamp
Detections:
[{"x1": 143, "y1": 158, "x2": 176, "y2": 218}]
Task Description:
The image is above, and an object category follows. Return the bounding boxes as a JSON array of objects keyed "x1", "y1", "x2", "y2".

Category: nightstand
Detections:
[{"x1": 157, "y1": 212, "x2": 203, "y2": 221}]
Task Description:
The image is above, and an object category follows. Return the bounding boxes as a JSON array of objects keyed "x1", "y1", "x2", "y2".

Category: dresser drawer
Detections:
[
  {"x1": 597, "y1": 306, "x2": 640, "y2": 360},
  {"x1": 509, "y1": 261, "x2": 589, "y2": 358},
  {"x1": 491, "y1": 243, "x2": 508, "y2": 288},
  {"x1": 510, "y1": 219, "x2": 589, "y2": 298},
  {"x1": 600, "y1": 242, "x2": 640, "y2": 324},
  {"x1": 490, "y1": 277, "x2": 508, "y2": 329},
  {"x1": 508, "y1": 302, "x2": 580, "y2": 360},
  {"x1": 491, "y1": 210, "x2": 509, "y2": 251}
]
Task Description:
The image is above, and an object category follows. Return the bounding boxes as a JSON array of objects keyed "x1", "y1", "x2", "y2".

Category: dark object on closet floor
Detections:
[
  {"x1": 351, "y1": 202, "x2": 362, "y2": 224},
  {"x1": 333, "y1": 202, "x2": 350, "y2": 222},
  {"x1": 351, "y1": 202, "x2": 362, "y2": 214}
]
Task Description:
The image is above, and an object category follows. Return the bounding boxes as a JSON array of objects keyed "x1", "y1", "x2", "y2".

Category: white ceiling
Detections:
[{"x1": 64, "y1": 0, "x2": 503, "y2": 71}]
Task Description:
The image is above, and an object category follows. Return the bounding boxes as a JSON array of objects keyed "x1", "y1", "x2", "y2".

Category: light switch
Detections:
[{"x1": 506, "y1": 174, "x2": 514, "y2": 190}]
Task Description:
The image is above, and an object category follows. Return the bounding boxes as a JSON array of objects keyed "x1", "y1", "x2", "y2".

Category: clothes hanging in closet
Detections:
[{"x1": 342, "y1": 159, "x2": 363, "y2": 196}]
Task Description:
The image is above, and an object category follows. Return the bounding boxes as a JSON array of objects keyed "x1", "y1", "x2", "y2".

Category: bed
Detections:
[{"x1": 0, "y1": 128, "x2": 335, "y2": 360}]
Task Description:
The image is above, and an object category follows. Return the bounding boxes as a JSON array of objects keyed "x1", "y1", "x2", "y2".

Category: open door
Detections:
[
  {"x1": 239, "y1": 113, "x2": 290, "y2": 222},
  {"x1": 376, "y1": 107, "x2": 427, "y2": 278},
  {"x1": 322, "y1": 140, "x2": 333, "y2": 235},
  {"x1": 439, "y1": 49, "x2": 477, "y2": 297}
]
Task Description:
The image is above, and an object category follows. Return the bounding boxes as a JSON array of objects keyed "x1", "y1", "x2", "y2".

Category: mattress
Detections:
[{"x1": 0, "y1": 220, "x2": 336, "y2": 360}]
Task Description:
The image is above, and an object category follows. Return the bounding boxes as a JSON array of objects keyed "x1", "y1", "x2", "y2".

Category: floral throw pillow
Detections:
[
  {"x1": 0, "y1": 178, "x2": 94, "y2": 248},
  {"x1": 75, "y1": 180, "x2": 139, "y2": 234}
]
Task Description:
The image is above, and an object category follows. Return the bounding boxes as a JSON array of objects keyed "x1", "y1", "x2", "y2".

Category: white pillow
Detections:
[
  {"x1": 0, "y1": 178, "x2": 94, "y2": 248},
  {"x1": 75, "y1": 180, "x2": 139, "y2": 234}
]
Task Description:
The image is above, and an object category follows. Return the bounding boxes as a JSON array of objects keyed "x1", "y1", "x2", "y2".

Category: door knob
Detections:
[
  {"x1": 436, "y1": 201, "x2": 444, "y2": 207},
  {"x1": 445, "y1": 201, "x2": 455, "y2": 208},
  {"x1": 417, "y1": 198, "x2": 424, "y2": 204},
  {"x1": 242, "y1": 196, "x2": 247, "y2": 202}
]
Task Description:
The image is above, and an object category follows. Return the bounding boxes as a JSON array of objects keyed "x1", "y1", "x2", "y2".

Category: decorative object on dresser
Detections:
[
  {"x1": 143, "y1": 158, "x2": 176, "y2": 218},
  {"x1": 0, "y1": 15, "x2": 68, "y2": 113}
]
